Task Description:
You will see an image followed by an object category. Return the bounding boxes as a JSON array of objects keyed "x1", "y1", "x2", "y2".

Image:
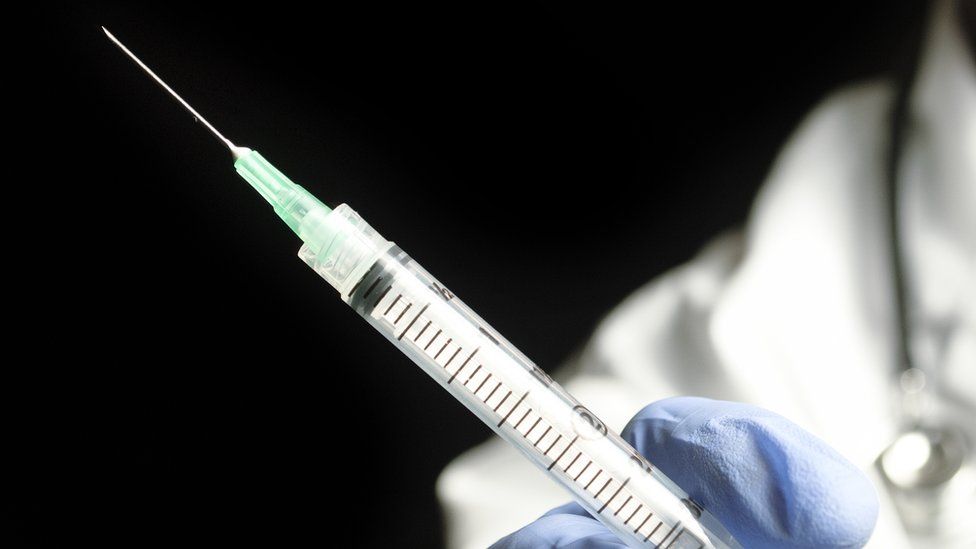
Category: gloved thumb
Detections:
[{"x1": 622, "y1": 397, "x2": 879, "y2": 549}]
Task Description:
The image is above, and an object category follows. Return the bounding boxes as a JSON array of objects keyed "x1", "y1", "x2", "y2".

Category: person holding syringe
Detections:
[
  {"x1": 103, "y1": 1, "x2": 975, "y2": 547},
  {"x1": 442, "y1": 1, "x2": 975, "y2": 547}
]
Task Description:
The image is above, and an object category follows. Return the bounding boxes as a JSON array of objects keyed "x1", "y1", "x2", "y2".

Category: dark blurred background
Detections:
[{"x1": 13, "y1": 1, "x2": 927, "y2": 546}]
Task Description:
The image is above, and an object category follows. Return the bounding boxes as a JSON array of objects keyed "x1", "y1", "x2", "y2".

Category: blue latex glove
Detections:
[{"x1": 491, "y1": 397, "x2": 878, "y2": 549}]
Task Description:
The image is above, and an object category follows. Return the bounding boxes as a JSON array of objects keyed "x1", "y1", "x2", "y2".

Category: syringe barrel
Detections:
[{"x1": 299, "y1": 204, "x2": 739, "y2": 549}]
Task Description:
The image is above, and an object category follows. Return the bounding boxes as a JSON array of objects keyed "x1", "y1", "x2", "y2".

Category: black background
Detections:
[{"x1": 15, "y1": 1, "x2": 926, "y2": 546}]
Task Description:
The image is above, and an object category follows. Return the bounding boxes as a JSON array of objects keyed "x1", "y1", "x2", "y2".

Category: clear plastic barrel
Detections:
[{"x1": 299, "y1": 204, "x2": 740, "y2": 549}]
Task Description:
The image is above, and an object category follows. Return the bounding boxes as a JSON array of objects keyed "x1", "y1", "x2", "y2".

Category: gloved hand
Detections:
[{"x1": 491, "y1": 397, "x2": 878, "y2": 549}]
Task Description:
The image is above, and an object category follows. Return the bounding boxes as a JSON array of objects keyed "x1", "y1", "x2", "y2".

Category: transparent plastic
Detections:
[
  {"x1": 234, "y1": 149, "x2": 334, "y2": 253},
  {"x1": 300, "y1": 204, "x2": 741, "y2": 549}
]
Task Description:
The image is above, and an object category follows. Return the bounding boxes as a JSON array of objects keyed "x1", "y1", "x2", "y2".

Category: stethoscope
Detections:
[{"x1": 876, "y1": 19, "x2": 974, "y2": 537}]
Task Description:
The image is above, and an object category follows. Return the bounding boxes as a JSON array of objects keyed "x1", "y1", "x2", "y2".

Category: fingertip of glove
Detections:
[
  {"x1": 541, "y1": 501, "x2": 590, "y2": 519},
  {"x1": 621, "y1": 398, "x2": 879, "y2": 548},
  {"x1": 710, "y1": 412, "x2": 879, "y2": 548},
  {"x1": 621, "y1": 396, "x2": 718, "y2": 451},
  {"x1": 490, "y1": 513, "x2": 628, "y2": 549}
]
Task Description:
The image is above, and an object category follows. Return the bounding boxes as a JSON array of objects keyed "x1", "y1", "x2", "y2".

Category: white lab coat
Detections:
[{"x1": 437, "y1": 3, "x2": 976, "y2": 547}]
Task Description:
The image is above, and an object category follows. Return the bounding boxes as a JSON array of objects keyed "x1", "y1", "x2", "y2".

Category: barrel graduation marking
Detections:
[{"x1": 364, "y1": 261, "x2": 695, "y2": 548}]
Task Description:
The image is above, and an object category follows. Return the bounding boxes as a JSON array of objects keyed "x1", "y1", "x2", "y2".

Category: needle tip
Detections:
[
  {"x1": 102, "y1": 26, "x2": 239, "y2": 153},
  {"x1": 102, "y1": 26, "x2": 122, "y2": 47}
]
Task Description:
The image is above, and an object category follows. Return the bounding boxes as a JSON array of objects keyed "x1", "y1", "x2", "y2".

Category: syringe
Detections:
[{"x1": 104, "y1": 28, "x2": 742, "y2": 549}]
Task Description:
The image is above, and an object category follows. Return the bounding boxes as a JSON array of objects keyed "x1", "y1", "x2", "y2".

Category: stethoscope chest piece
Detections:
[{"x1": 878, "y1": 423, "x2": 974, "y2": 539}]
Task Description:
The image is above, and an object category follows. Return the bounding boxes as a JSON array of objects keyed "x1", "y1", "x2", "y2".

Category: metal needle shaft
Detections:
[{"x1": 102, "y1": 26, "x2": 244, "y2": 156}]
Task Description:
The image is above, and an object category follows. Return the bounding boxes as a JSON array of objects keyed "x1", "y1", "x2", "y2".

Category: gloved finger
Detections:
[
  {"x1": 540, "y1": 501, "x2": 589, "y2": 518},
  {"x1": 622, "y1": 397, "x2": 879, "y2": 549},
  {"x1": 489, "y1": 512, "x2": 628, "y2": 549}
]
